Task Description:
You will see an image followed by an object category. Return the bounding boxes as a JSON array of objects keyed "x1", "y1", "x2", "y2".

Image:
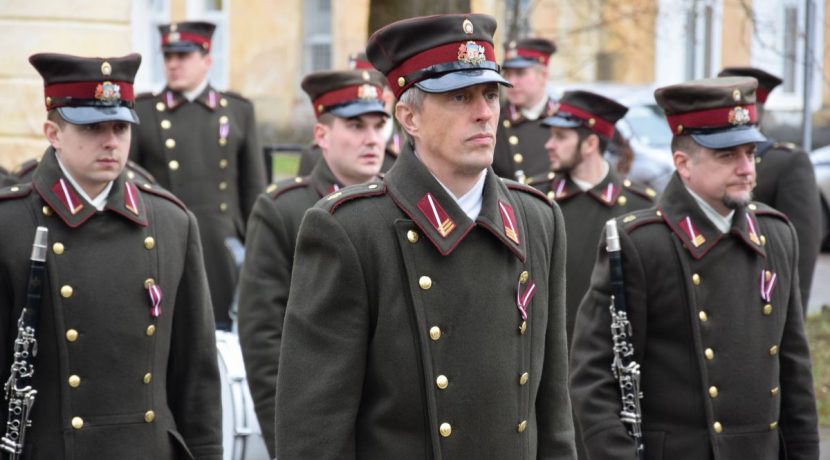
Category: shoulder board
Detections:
[
  {"x1": 0, "y1": 183, "x2": 33, "y2": 201},
  {"x1": 134, "y1": 181, "x2": 187, "y2": 212},
  {"x1": 13, "y1": 158, "x2": 39, "y2": 178},
  {"x1": 524, "y1": 171, "x2": 557, "y2": 187},
  {"x1": 617, "y1": 207, "x2": 664, "y2": 234},
  {"x1": 622, "y1": 179, "x2": 658, "y2": 201},
  {"x1": 749, "y1": 201, "x2": 789, "y2": 223},
  {"x1": 222, "y1": 91, "x2": 252, "y2": 104},
  {"x1": 266, "y1": 176, "x2": 310, "y2": 200},
  {"x1": 136, "y1": 92, "x2": 157, "y2": 100},
  {"x1": 772, "y1": 142, "x2": 799, "y2": 152},
  {"x1": 504, "y1": 178, "x2": 553, "y2": 207},
  {"x1": 317, "y1": 181, "x2": 386, "y2": 214}
]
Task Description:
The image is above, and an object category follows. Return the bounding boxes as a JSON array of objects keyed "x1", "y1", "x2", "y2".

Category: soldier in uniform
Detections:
[
  {"x1": 238, "y1": 68, "x2": 388, "y2": 457},
  {"x1": 296, "y1": 52, "x2": 400, "y2": 175},
  {"x1": 0, "y1": 53, "x2": 221, "y2": 459},
  {"x1": 8, "y1": 156, "x2": 157, "y2": 186},
  {"x1": 570, "y1": 77, "x2": 818, "y2": 459},
  {"x1": 275, "y1": 14, "x2": 576, "y2": 459},
  {"x1": 718, "y1": 67, "x2": 821, "y2": 312},
  {"x1": 528, "y1": 90, "x2": 655, "y2": 342},
  {"x1": 493, "y1": 38, "x2": 558, "y2": 181},
  {"x1": 130, "y1": 21, "x2": 267, "y2": 329}
]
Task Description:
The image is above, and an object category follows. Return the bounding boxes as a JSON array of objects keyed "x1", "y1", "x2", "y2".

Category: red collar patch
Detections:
[
  {"x1": 499, "y1": 200, "x2": 520, "y2": 244},
  {"x1": 745, "y1": 212, "x2": 761, "y2": 245},
  {"x1": 124, "y1": 181, "x2": 140, "y2": 215},
  {"x1": 416, "y1": 193, "x2": 456, "y2": 238},
  {"x1": 51, "y1": 178, "x2": 84, "y2": 215},
  {"x1": 678, "y1": 215, "x2": 706, "y2": 248}
]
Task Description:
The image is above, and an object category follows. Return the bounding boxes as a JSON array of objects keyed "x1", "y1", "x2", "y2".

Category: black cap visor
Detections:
[
  {"x1": 690, "y1": 125, "x2": 766, "y2": 149},
  {"x1": 162, "y1": 42, "x2": 205, "y2": 54},
  {"x1": 328, "y1": 100, "x2": 389, "y2": 119},
  {"x1": 541, "y1": 113, "x2": 582, "y2": 129},
  {"x1": 415, "y1": 69, "x2": 510, "y2": 94},
  {"x1": 502, "y1": 57, "x2": 538, "y2": 69},
  {"x1": 58, "y1": 106, "x2": 140, "y2": 125}
]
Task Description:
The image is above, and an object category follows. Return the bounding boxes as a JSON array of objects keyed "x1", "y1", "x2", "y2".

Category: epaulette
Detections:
[
  {"x1": 125, "y1": 161, "x2": 157, "y2": 185},
  {"x1": 13, "y1": 158, "x2": 39, "y2": 179},
  {"x1": 524, "y1": 171, "x2": 556, "y2": 187},
  {"x1": 621, "y1": 179, "x2": 658, "y2": 201},
  {"x1": 617, "y1": 207, "x2": 664, "y2": 234},
  {"x1": 0, "y1": 183, "x2": 33, "y2": 201},
  {"x1": 771, "y1": 142, "x2": 804, "y2": 154},
  {"x1": 265, "y1": 176, "x2": 310, "y2": 200},
  {"x1": 222, "y1": 91, "x2": 252, "y2": 104},
  {"x1": 503, "y1": 178, "x2": 553, "y2": 207},
  {"x1": 318, "y1": 180, "x2": 386, "y2": 214},
  {"x1": 749, "y1": 201, "x2": 790, "y2": 223},
  {"x1": 134, "y1": 181, "x2": 187, "y2": 212}
]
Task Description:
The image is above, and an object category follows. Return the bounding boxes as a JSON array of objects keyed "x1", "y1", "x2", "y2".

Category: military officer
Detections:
[
  {"x1": 296, "y1": 52, "x2": 400, "y2": 175},
  {"x1": 130, "y1": 21, "x2": 267, "y2": 329},
  {"x1": 0, "y1": 53, "x2": 221, "y2": 459},
  {"x1": 275, "y1": 14, "x2": 576, "y2": 459},
  {"x1": 718, "y1": 67, "x2": 821, "y2": 312},
  {"x1": 529, "y1": 90, "x2": 655, "y2": 342},
  {"x1": 238, "y1": 68, "x2": 388, "y2": 457},
  {"x1": 493, "y1": 37, "x2": 558, "y2": 181},
  {"x1": 570, "y1": 77, "x2": 818, "y2": 459}
]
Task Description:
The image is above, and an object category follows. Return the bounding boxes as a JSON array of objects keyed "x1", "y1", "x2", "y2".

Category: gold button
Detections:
[
  {"x1": 66, "y1": 329, "x2": 78, "y2": 342},
  {"x1": 168, "y1": 160, "x2": 180, "y2": 171},
  {"x1": 547, "y1": 171, "x2": 556, "y2": 180},
  {"x1": 509, "y1": 135, "x2": 519, "y2": 145},
  {"x1": 436, "y1": 375, "x2": 449, "y2": 389},
  {"x1": 699, "y1": 311, "x2": 708, "y2": 322},
  {"x1": 367, "y1": 184, "x2": 378, "y2": 189},
  {"x1": 219, "y1": 159, "x2": 229, "y2": 169},
  {"x1": 68, "y1": 375, "x2": 81, "y2": 388},
  {"x1": 708, "y1": 386, "x2": 718, "y2": 398},
  {"x1": 407, "y1": 230, "x2": 419, "y2": 243},
  {"x1": 219, "y1": 115, "x2": 229, "y2": 124},
  {"x1": 713, "y1": 421, "x2": 722, "y2": 433},
  {"x1": 519, "y1": 271, "x2": 529, "y2": 284},
  {"x1": 503, "y1": 120, "x2": 511, "y2": 128},
  {"x1": 769, "y1": 421, "x2": 778, "y2": 430},
  {"x1": 266, "y1": 184, "x2": 278, "y2": 194},
  {"x1": 419, "y1": 276, "x2": 432, "y2": 290},
  {"x1": 519, "y1": 320, "x2": 527, "y2": 335},
  {"x1": 546, "y1": 191, "x2": 555, "y2": 200},
  {"x1": 429, "y1": 326, "x2": 441, "y2": 341},
  {"x1": 763, "y1": 304, "x2": 773, "y2": 315},
  {"x1": 146, "y1": 325, "x2": 156, "y2": 336},
  {"x1": 218, "y1": 181, "x2": 228, "y2": 191},
  {"x1": 160, "y1": 119, "x2": 171, "y2": 129},
  {"x1": 676, "y1": 124, "x2": 684, "y2": 134},
  {"x1": 127, "y1": 171, "x2": 135, "y2": 179},
  {"x1": 165, "y1": 138, "x2": 176, "y2": 149},
  {"x1": 61, "y1": 285, "x2": 73, "y2": 298},
  {"x1": 155, "y1": 102, "x2": 165, "y2": 112},
  {"x1": 294, "y1": 177, "x2": 303, "y2": 183},
  {"x1": 10, "y1": 186, "x2": 19, "y2": 192},
  {"x1": 439, "y1": 422, "x2": 452, "y2": 437},
  {"x1": 756, "y1": 157, "x2": 762, "y2": 164},
  {"x1": 617, "y1": 196, "x2": 627, "y2": 206},
  {"x1": 624, "y1": 179, "x2": 632, "y2": 187},
  {"x1": 771, "y1": 386, "x2": 779, "y2": 396},
  {"x1": 397, "y1": 77, "x2": 406, "y2": 87},
  {"x1": 692, "y1": 273, "x2": 701, "y2": 285},
  {"x1": 144, "y1": 278, "x2": 155, "y2": 289},
  {"x1": 760, "y1": 235, "x2": 767, "y2": 246},
  {"x1": 517, "y1": 420, "x2": 528, "y2": 433},
  {"x1": 143, "y1": 373, "x2": 152, "y2": 384},
  {"x1": 53, "y1": 242, "x2": 65, "y2": 255},
  {"x1": 704, "y1": 348, "x2": 714, "y2": 360},
  {"x1": 769, "y1": 345, "x2": 778, "y2": 356},
  {"x1": 656, "y1": 210, "x2": 662, "y2": 217},
  {"x1": 219, "y1": 138, "x2": 227, "y2": 147},
  {"x1": 749, "y1": 203, "x2": 757, "y2": 210},
  {"x1": 513, "y1": 153, "x2": 524, "y2": 164},
  {"x1": 42, "y1": 205, "x2": 53, "y2": 216},
  {"x1": 764, "y1": 270, "x2": 772, "y2": 282},
  {"x1": 219, "y1": 202, "x2": 228, "y2": 212},
  {"x1": 144, "y1": 236, "x2": 155, "y2": 249},
  {"x1": 220, "y1": 98, "x2": 228, "y2": 107},
  {"x1": 71, "y1": 417, "x2": 84, "y2": 429},
  {"x1": 519, "y1": 372, "x2": 529, "y2": 385},
  {"x1": 144, "y1": 410, "x2": 155, "y2": 423}
]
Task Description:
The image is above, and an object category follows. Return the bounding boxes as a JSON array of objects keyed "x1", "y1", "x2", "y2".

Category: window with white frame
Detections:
[
  {"x1": 683, "y1": 0, "x2": 720, "y2": 80},
  {"x1": 782, "y1": 6, "x2": 799, "y2": 93},
  {"x1": 131, "y1": 0, "x2": 170, "y2": 93},
  {"x1": 187, "y1": 0, "x2": 230, "y2": 90},
  {"x1": 303, "y1": 0, "x2": 332, "y2": 73}
]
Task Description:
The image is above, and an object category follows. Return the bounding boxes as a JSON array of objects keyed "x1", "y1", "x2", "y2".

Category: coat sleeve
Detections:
[
  {"x1": 536, "y1": 202, "x2": 577, "y2": 459},
  {"x1": 775, "y1": 151, "x2": 821, "y2": 310},
  {"x1": 569, "y1": 226, "x2": 648, "y2": 460},
  {"x1": 237, "y1": 101, "x2": 267, "y2": 223},
  {"x1": 779, "y1": 220, "x2": 819, "y2": 459},
  {"x1": 275, "y1": 207, "x2": 370, "y2": 459},
  {"x1": 167, "y1": 211, "x2": 223, "y2": 460},
  {"x1": 237, "y1": 194, "x2": 292, "y2": 458}
]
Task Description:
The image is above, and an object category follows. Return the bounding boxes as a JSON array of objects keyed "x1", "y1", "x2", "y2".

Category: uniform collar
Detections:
[
  {"x1": 657, "y1": 173, "x2": 765, "y2": 260},
  {"x1": 385, "y1": 147, "x2": 528, "y2": 262},
  {"x1": 32, "y1": 148, "x2": 149, "y2": 228},
  {"x1": 161, "y1": 84, "x2": 220, "y2": 111},
  {"x1": 506, "y1": 97, "x2": 558, "y2": 126},
  {"x1": 309, "y1": 158, "x2": 344, "y2": 197},
  {"x1": 551, "y1": 166, "x2": 623, "y2": 207}
]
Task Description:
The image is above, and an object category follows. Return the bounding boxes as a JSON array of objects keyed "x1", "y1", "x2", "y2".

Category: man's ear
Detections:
[
  {"x1": 313, "y1": 122, "x2": 330, "y2": 150},
  {"x1": 43, "y1": 120, "x2": 61, "y2": 149},
  {"x1": 673, "y1": 150, "x2": 692, "y2": 181},
  {"x1": 395, "y1": 103, "x2": 418, "y2": 142},
  {"x1": 580, "y1": 133, "x2": 600, "y2": 156}
]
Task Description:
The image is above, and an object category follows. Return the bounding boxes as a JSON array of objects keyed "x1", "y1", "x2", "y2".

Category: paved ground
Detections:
[
  {"x1": 809, "y1": 254, "x2": 830, "y2": 314},
  {"x1": 822, "y1": 427, "x2": 830, "y2": 459}
]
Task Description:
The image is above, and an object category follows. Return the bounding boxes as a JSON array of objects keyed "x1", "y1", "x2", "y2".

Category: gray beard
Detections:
[{"x1": 722, "y1": 191, "x2": 753, "y2": 210}]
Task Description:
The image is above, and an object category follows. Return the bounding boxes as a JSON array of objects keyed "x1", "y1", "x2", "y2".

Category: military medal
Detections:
[
  {"x1": 165, "y1": 91, "x2": 174, "y2": 108},
  {"x1": 218, "y1": 115, "x2": 229, "y2": 146},
  {"x1": 760, "y1": 270, "x2": 777, "y2": 302},
  {"x1": 516, "y1": 280, "x2": 536, "y2": 321},
  {"x1": 208, "y1": 90, "x2": 218, "y2": 109},
  {"x1": 148, "y1": 283, "x2": 163, "y2": 318}
]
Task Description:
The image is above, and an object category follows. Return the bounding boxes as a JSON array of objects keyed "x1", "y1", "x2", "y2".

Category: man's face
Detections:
[
  {"x1": 544, "y1": 127, "x2": 583, "y2": 173},
  {"x1": 317, "y1": 113, "x2": 386, "y2": 186},
  {"x1": 45, "y1": 120, "x2": 131, "y2": 195},
  {"x1": 164, "y1": 50, "x2": 212, "y2": 92},
  {"x1": 504, "y1": 66, "x2": 547, "y2": 108},
  {"x1": 676, "y1": 142, "x2": 757, "y2": 214},
  {"x1": 409, "y1": 83, "x2": 500, "y2": 179}
]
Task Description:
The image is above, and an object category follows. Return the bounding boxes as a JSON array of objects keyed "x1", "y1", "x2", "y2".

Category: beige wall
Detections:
[{"x1": 720, "y1": 0, "x2": 753, "y2": 68}]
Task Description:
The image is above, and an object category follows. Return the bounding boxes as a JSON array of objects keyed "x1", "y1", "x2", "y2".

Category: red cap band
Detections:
[
  {"x1": 507, "y1": 48, "x2": 550, "y2": 65},
  {"x1": 162, "y1": 32, "x2": 211, "y2": 50},
  {"x1": 756, "y1": 88, "x2": 770, "y2": 104},
  {"x1": 387, "y1": 41, "x2": 496, "y2": 97},
  {"x1": 311, "y1": 84, "x2": 382, "y2": 118},
  {"x1": 666, "y1": 105, "x2": 757, "y2": 134},
  {"x1": 44, "y1": 81, "x2": 135, "y2": 109},
  {"x1": 557, "y1": 103, "x2": 615, "y2": 139}
]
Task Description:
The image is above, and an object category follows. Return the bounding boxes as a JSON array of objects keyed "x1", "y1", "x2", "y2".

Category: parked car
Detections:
[{"x1": 809, "y1": 144, "x2": 830, "y2": 251}]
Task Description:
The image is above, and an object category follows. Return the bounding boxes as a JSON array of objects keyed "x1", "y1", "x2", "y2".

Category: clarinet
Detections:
[
  {"x1": 1, "y1": 227, "x2": 48, "y2": 459},
  {"x1": 605, "y1": 219, "x2": 644, "y2": 460}
]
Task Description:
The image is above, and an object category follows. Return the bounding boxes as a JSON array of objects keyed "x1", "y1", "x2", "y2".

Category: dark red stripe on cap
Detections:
[
  {"x1": 510, "y1": 49, "x2": 550, "y2": 65},
  {"x1": 557, "y1": 103, "x2": 615, "y2": 139},
  {"x1": 756, "y1": 87, "x2": 770, "y2": 104},
  {"x1": 163, "y1": 32, "x2": 211, "y2": 49},
  {"x1": 387, "y1": 41, "x2": 496, "y2": 97},
  {"x1": 666, "y1": 105, "x2": 757, "y2": 134},
  {"x1": 311, "y1": 84, "x2": 382, "y2": 118},
  {"x1": 45, "y1": 81, "x2": 135, "y2": 108}
]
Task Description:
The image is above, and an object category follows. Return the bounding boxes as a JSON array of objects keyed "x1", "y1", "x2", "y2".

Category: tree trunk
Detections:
[{"x1": 368, "y1": 0, "x2": 472, "y2": 35}]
